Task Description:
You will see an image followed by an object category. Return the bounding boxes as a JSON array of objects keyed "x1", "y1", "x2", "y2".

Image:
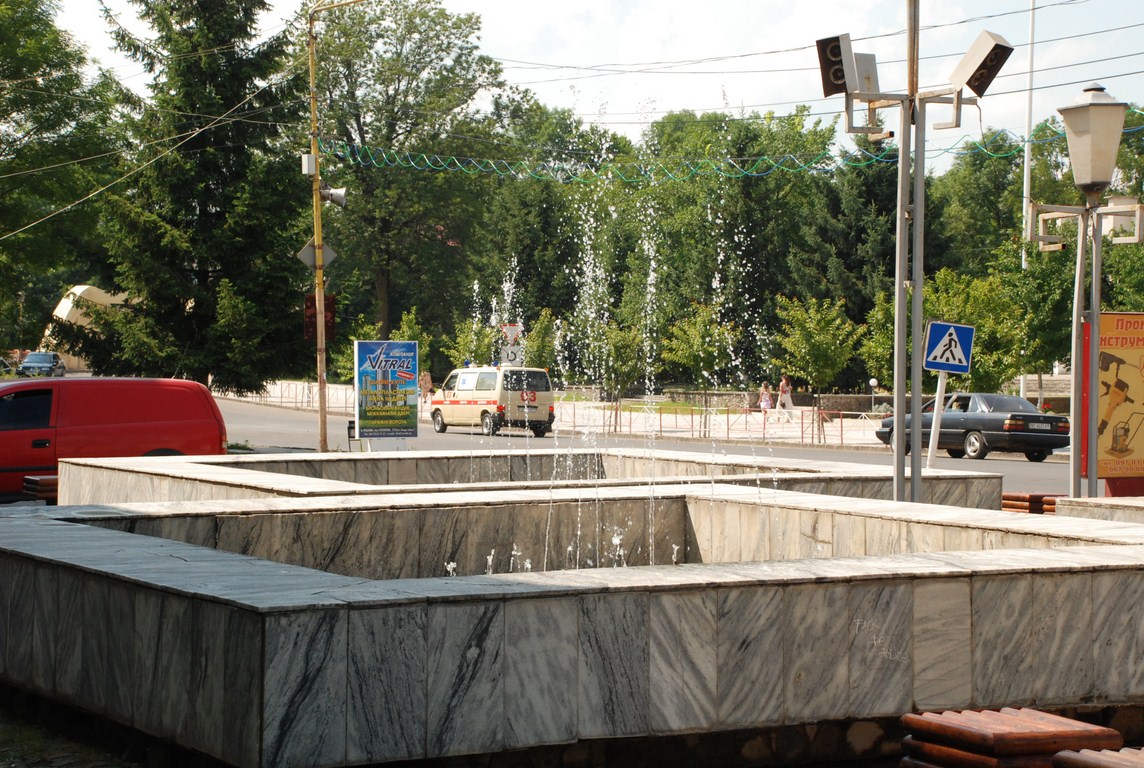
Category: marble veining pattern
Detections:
[
  {"x1": 717, "y1": 585, "x2": 784, "y2": 727},
  {"x1": 262, "y1": 610, "x2": 348, "y2": 768},
  {"x1": 1029, "y1": 572, "x2": 1093, "y2": 703},
  {"x1": 650, "y1": 590, "x2": 718, "y2": 732},
  {"x1": 426, "y1": 601, "x2": 504, "y2": 758},
  {"x1": 348, "y1": 603, "x2": 428, "y2": 763},
  {"x1": 784, "y1": 583, "x2": 848, "y2": 721},
  {"x1": 912, "y1": 578, "x2": 972, "y2": 710},
  {"x1": 578, "y1": 592, "x2": 649, "y2": 739},
  {"x1": 972, "y1": 574, "x2": 1034, "y2": 707},
  {"x1": 504, "y1": 598, "x2": 578, "y2": 748},
  {"x1": 848, "y1": 580, "x2": 912, "y2": 716}
]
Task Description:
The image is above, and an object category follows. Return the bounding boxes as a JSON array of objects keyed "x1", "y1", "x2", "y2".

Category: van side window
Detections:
[
  {"x1": 475, "y1": 372, "x2": 497, "y2": 391},
  {"x1": 442, "y1": 373, "x2": 459, "y2": 392},
  {"x1": 0, "y1": 389, "x2": 52, "y2": 430}
]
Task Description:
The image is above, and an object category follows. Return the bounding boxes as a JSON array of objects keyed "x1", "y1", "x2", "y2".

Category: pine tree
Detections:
[{"x1": 72, "y1": 0, "x2": 309, "y2": 392}]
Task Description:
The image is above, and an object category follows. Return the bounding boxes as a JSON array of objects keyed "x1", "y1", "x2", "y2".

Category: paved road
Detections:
[{"x1": 217, "y1": 398, "x2": 1068, "y2": 496}]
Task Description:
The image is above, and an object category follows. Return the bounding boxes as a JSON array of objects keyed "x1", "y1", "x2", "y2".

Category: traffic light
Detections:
[{"x1": 303, "y1": 293, "x2": 336, "y2": 342}]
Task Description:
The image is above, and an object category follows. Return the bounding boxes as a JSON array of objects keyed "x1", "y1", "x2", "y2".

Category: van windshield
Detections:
[{"x1": 503, "y1": 370, "x2": 550, "y2": 392}]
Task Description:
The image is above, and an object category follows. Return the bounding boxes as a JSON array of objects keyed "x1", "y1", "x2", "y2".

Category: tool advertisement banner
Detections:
[
  {"x1": 353, "y1": 340, "x2": 419, "y2": 439},
  {"x1": 1088, "y1": 313, "x2": 1144, "y2": 478}
]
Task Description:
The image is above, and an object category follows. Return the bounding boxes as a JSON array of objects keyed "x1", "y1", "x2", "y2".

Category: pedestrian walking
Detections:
[
  {"x1": 778, "y1": 374, "x2": 795, "y2": 421},
  {"x1": 757, "y1": 381, "x2": 773, "y2": 411}
]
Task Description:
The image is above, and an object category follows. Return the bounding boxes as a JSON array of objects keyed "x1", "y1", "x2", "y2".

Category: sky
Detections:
[{"x1": 54, "y1": 0, "x2": 1144, "y2": 175}]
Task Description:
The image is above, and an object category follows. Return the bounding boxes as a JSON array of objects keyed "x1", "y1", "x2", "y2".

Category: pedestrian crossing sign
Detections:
[{"x1": 923, "y1": 321, "x2": 974, "y2": 374}]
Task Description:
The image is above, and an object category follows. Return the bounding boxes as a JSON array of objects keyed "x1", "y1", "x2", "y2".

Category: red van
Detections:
[{"x1": 0, "y1": 377, "x2": 228, "y2": 502}]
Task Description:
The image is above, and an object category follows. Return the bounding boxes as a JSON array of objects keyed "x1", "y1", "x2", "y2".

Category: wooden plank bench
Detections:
[
  {"x1": 1002, "y1": 493, "x2": 1065, "y2": 514},
  {"x1": 900, "y1": 708, "x2": 1123, "y2": 768},
  {"x1": 1054, "y1": 748, "x2": 1144, "y2": 768},
  {"x1": 22, "y1": 474, "x2": 58, "y2": 504}
]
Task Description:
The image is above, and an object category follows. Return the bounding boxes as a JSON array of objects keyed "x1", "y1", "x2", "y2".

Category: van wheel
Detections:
[
  {"x1": 432, "y1": 410, "x2": 447, "y2": 433},
  {"x1": 144, "y1": 449, "x2": 183, "y2": 456},
  {"x1": 947, "y1": 448, "x2": 966, "y2": 459},
  {"x1": 531, "y1": 424, "x2": 549, "y2": 438},
  {"x1": 481, "y1": 412, "x2": 498, "y2": 436}
]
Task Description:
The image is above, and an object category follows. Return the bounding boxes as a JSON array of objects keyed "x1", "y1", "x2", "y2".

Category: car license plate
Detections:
[
  {"x1": 518, "y1": 405, "x2": 536, "y2": 412},
  {"x1": 1029, "y1": 422, "x2": 1050, "y2": 430}
]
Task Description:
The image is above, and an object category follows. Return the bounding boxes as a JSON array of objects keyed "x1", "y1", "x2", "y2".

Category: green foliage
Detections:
[
  {"x1": 601, "y1": 323, "x2": 643, "y2": 400},
  {"x1": 771, "y1": 296, "x2": 865, "y2": 393},
  {"x1": 440, "y1": 320, "x2": 498, "y2": 368},
  {"x1": 388, "y1": 308, "x2": 433, "y2": 373},
  {"x1": 524, "y1": 308, "x2": 558, "y2": 371},
  {"x1": 660, "y1": 303, "x2": 739, "y2": 389},
  {"x1": 328, "y1": 316, "x2": 384, "y2": 384},
  {"x1": 0, "y1": 0, "x2": 119, "y2": 350},
  {"x1": 859, "y1": 292, "x2": 895, "y2": 387},
  {"x1": 74, "y1": 0, "x2": 309, "y2": 392}
]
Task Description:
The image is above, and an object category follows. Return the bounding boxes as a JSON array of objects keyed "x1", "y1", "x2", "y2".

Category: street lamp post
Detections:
[
  {"x1": 1057, "y1": 84, "x2": 1128, "y2": 497},
  {"x1": 305, "y1": 0, "x2": 368, "y2": 452}
]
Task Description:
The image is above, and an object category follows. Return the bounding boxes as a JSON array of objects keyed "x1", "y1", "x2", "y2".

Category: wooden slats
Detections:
[
  {"x1": 1054, "y1": 749, "x2": 1144, "y2": 768},
  {"x1": 1002, "y1": 493, "x2": 1064, "y2": 514},
  {"x1": 22, "y1": 474, "x2": 58, "y2": 504},
  {"x1": 901, "y1": 708, "x2": 1123, "y2": 759}
]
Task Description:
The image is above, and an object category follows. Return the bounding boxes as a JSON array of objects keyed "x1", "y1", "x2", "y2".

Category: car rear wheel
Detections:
[
  {"x1": 481, "y1": 412, "x2": 498, "y2": 436},
  {"x1": 432, "y1": 410, "x2": 447, "y2": 433},
  {"x1": 1024, "y1": 449, "x2": 1050, "y2": 462},
  {"x1": 963, "y1": 431, "x2": 989, "y2": 460},
  {"x1": 947, "y1": 448, "x2": 966, "y2": 459}
]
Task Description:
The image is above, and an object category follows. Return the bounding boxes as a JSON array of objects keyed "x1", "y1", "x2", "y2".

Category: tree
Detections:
[
  {"x1": 440, "y1": 319, "x2": 497, "y2": 368},
  {"x1": 0, "y1": 0, "x2": 119, "y2": 351},
  {"x1": 771, "y1": 296, "x2": 864, "y2": 397},
  {"x1": 58, "y1": 0, "x2": 310, "y2": 392},
  {"x1": 660, "y1": 303, "x2": 739, "y2": 389},
  {"x1": 316, "y1": 0, "x2": 505, "y2": 340},
  {"x1": 524, "y1": 308, "x2": 557, "y2": 372},
  {"x1": 388, "y1": 307, "x2": 433, "y2": 374}
]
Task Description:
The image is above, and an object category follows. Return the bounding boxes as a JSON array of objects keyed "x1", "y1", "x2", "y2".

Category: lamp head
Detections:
[{"x1": 1058, "y1": 83, "x2": 1128, "y2": 196}]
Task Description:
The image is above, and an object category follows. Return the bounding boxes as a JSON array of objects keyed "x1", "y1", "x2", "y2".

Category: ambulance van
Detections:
[{"x1": 430, "y1": 366, "x2": 554, "y2": 437}]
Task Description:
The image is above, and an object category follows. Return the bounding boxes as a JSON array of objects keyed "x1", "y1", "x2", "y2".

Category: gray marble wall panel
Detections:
[
  {"x1": 833, "y1": 514, "x2": 866, "y2": 558},
  {"x1": 769, "y1": 506, "x2": 799, "y2": 561},
  {"x1": 578, "y1": 592, "x2": 649, "y2": 739},
  {"x1": 348, "y1": 603, "x2": 428, "y2": 763},
  {"x1": 650, "y1": 590, "x2": 717, "y2": 732},
  {"x1": 54, "y1": 569, "x2": 84, "y2": 704},
  {"x1": 943, "y1": 525, "x2": 984, "y2": 552},
  {"x1": 216, "y1": 513, "x2": 278, "y2": 561},
  {"x1": 907, "y1": 523, "x2": 946, "y2": 553},
  {"x1": 1029, "y1": 572, "x2": 1093, "y2": 704},
  {"x1": 351, "y1": 459, "x2": 389, "y2": 486},
  {"x1": 717, "y1": 585, "x2": 783, "y2": 727},
  {"x1": 798, "y1": 509, "x2": 832, "y2": 560},
  {"x1": 390, "y1": 459, "x2": 419, "y2": 485},
  {"x1": 913, "y1": 578, "x2": 972, "y2": 710},
  {"x1": 186, "y1": 600, "x2": 228, "y2": 758},
  {"x1": 131, "y1": 589, "x2": 164, "y2": 738},
  {"x1": 222, "y1": 606, "x2": 262, "y2": 768},
  {"x1": 427, "y1": 601, "x2": 504, "y2": 758},
  {"x1": 131, "y1": 516, "x2": 215, "y2": 548},
  {"x1": 848, "y1": 581, "x2": 911, "y2": 716},
  {"x1": 262, "y1": 610, "x2": 348, "y2": 768},
  {"x1": 505, "y1": 598, "x2": 578, "y2": 748},
  {"x1": 707, "y1": 501, "x2": 741, "y2": 564},
  {"x1": 866, "y1": 518, "x2": 907, "y2": 556},
  {"x1": 602, "y1": 499, "x2": 651, "y2": 567},
  {"x1": 28, "y1": 562, "x2": 57, "y2": 695},
  {"x1": 653, "y1": 498, "x2": 687, "y2": 566},
  {"x1": 784, "y1": 583, "x2": 848, "y2": 721},
  {"x1": 972, "y1": 574, "x2": 1034, "y2": 707},
  {"x1": 419, "y1": 457, "x2": 452, "y2": 486},
  {"x1": 740, "y1": 504, "x2": 768, "y2": 563},
  {"x1": 686, "y1": 498, "x2": 713, "y2": 563},
  {"x1": 926, "y1": 478, "x2": 967, "y2": 508},
  {"x1": 1092, "y1": 570, "x2": 1144, "y2": 701},
  {"x1": 91, "y1": 578, "x2": 135, "y2": 720}
]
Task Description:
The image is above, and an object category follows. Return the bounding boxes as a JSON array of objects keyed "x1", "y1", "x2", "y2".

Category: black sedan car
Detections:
[
  {"x1": 874, "y1": 392, "x2": 1069, "y2": 461},
  {"x1": 16, "y1": 351, "x2": 66, "y2": 377}
]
